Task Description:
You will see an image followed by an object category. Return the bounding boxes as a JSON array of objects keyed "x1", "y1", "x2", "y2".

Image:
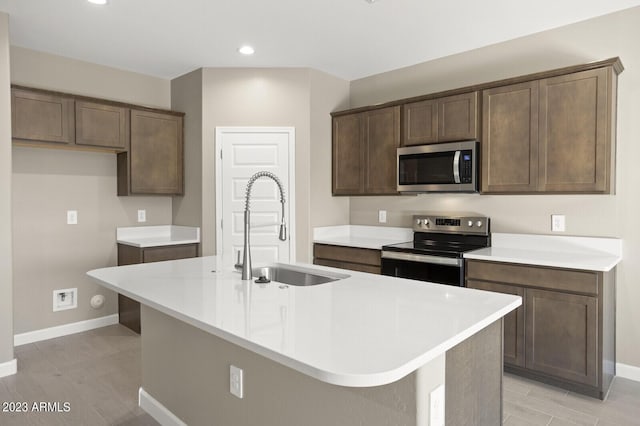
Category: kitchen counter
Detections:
[
  {"x1": 116, "y1": 225, "x2": 200, "y2": 248},
  {"x1": 464, "y1": 233, "x2": 622, "y2": 271},
  {"x1": 313, "y1": 225, "x2": 412, "y2": 249},
  {"x1": 87, "y1": 256, "x2": 520, "y2": 387}
]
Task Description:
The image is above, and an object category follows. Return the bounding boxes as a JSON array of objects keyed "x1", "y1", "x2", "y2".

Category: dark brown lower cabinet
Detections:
[
  {"x1": 117, "y1": 243, "x2": 198, "y2": 333},
  {"x1": 466, "y1": 260, "x2": 615, "y2": 399},
  {"x1": 313, "y1": 243, "x2": 381, "y2": 274}
]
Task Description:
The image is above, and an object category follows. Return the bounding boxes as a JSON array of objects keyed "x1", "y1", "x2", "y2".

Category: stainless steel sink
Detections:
[{"x1": 252, "y1": 264, "x2": 349, "y2": 286}]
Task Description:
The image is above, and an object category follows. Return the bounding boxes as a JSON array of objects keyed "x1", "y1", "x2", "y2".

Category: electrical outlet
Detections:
[
  {"x1": 53, "y1": 288, "x2": 78, "y2": 312},
  {"x1": 230, "y1": 365, "x2": 243, "y2": 398},
  {"x1": 551, "y1": 214, "x2": 566, "y2": 232},
  {"x1": 378, "y1": 210, "x2": 387, "y2": 223},
  {"x1": 430, "y1": 384, "x2": 445, "y2": 426},
  {"x1": 137, "y1": 209, "x2": 146, "y2": 223},
  {"x1": 67, "y1": 210, "x2": 78, "y2": 225}
]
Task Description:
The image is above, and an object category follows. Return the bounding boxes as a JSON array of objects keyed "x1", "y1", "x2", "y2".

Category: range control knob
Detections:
[
  {"x1": 467, "y1": 220, "x2": 474, "y2": 227},
  {"x1": 415, "y1": 218, "x2": 423, "y2": 226},
  {"x1": 476, "y1": 220, "x2": 483, "y2": 228}
]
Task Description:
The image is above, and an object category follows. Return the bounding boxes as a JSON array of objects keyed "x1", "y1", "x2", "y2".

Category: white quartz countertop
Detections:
[
  {"x1": 87, "y1": 256, "x2": 520, "y2": 388},
  {"x1": 313, "y1": 225, "x2": 413, "y2": 250},
  {"x1": 116, "y1": 225, "x2": 200, "y2": 248},
  {"x1": 464, "y1": 233, "x2": 622, "y2": 272}
]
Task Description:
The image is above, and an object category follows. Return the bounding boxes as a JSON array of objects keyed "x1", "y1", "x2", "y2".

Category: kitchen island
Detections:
[{"x1": 88, "y1": 256, "x2": 520, "y2": 426}]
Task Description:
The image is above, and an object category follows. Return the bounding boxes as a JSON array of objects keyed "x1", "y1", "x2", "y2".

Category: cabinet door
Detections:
[
  {"x1": 438, "y1": 92, "x2": 479, "y2": 142},
  {"x1": 363, "y1": 106, "x2": 400, "y2": 194},
  {"x1": 525, "y1": 288, "x2": 598, "y2": 386},
  {"x1": 11, "y1": 88, "x2": 75, "y2": 145},
  {"x1": 482, "y1": 81, "x2": 539, "y2": 193},
  {"x1": 75, "y1": 101, "x2": 129, "y2": 150},
  {"x1": 402, "y1": 99, "x2": 438, "y2": 146},
  {"x1": 129, "y1": 109, "x2": 184, "y2": 195},
  {"x1": 467, "y1": 279, "x2": 525, "y2": 367},
  {"x1": 142, "y1": 244, "x2": 198, "y2": 263},
  {"x1": 332, "y1": 113, "x2": 363, "y2": 195},
  {"x1": 539, "y1": 68, "x2": 611, "y2": 193}
]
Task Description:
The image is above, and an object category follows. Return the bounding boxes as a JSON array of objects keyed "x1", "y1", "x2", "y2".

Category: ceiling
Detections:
[{"x1": 0, "y1": 0, "x2": 639, "y2": 81}]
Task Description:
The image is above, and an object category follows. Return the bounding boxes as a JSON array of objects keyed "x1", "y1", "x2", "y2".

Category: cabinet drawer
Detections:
[
  {"x1": 466, "y1": 260, "x2": 598, "y2": 295},
  {"x1": 143, "y1": 244, "x2": 198, "y2": 263},
  {"x1": 313, "y1": 244, "x2": 381, "y2": 267},
  {"x1": 314, "y1": 258, "x2": 381, "y2": 274}
]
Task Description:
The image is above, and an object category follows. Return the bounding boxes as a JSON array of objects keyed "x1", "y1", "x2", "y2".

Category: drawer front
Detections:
[
  {"x1": 314, "y1": 258, "x2": 381, "y2": 275},
  {"x1": 313, "y1": 244, "x2": 381, "y2": 267},
  {"x1": 466, "y1": 260, "x2": 599, "y2": 295},
  {"x1": 143, "y1": 244, "x2": 198, "y2": 263}
]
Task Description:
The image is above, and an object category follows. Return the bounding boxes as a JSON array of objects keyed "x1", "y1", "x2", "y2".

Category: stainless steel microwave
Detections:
[{"x1": 397, "y1": 140, "x2": 479, "y2": 193}]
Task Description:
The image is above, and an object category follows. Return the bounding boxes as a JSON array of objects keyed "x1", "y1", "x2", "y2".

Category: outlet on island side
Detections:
[{"x1": 53, "y1": 288, "x2": 78, "y2": 312}]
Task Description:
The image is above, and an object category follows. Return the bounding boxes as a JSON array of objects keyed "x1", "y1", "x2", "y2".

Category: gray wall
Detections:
[
  {"x1": 0, "y1": 12, "x2": 14, "y2": 364},
  {"x1": 10, "y1": 47, "x2": 174, "y2": 334},
  {"x1": 348, "y1": 7, "x2": 640, "y2": 369},
  {"x1": 172, "y1": 68, "x2": 350, "y2": 262},
  {"x1": 171, "y1": 69, "x2": 203, "y2": 246}
]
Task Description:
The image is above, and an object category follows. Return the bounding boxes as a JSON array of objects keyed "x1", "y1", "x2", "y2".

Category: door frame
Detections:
[{"x1": 214, "y1": 126, "x2": 296, "y2": 263}]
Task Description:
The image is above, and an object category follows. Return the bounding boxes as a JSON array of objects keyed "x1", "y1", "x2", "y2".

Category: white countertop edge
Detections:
[
  {"x1": 87, "y1": 269, "x2": 520, "y2": 388},
  {"x1": 313, "y1": 225, "x2": 413, "y2": 250},
  {"x1": 116, "y1": 225, "x2": 200, "y2": 248},
  {"x1": 464, "y1": 250, "x2": 620, "y2": 272},
  {"x1": 491, "y1": 233, "x2": 622, "y2": 257}
]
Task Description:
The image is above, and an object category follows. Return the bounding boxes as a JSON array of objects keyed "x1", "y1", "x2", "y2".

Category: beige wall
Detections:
[
  {"x1": 171, "y1": 69, "x2": 203, "y2": 242},
  {"x1": 11, "y1": 48, "x2": 173, "y2": 334},
  {"x1": 0, "y1": 12, "x2": 14, "y2": 363},
  {"x1": 309, "y1": 69, "x2": 351, "y2": 234},
  {"x1": 348, "y1": 7, "x2": 640, "y2": 368},
  {"x1": 183, "y1": 68, "x2": 350, "y2": 262}
]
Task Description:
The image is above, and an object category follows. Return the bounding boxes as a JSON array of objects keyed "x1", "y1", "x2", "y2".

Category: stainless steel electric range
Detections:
[{"x1": 381, "y1": 213, "x2": 490, "y2": 286}]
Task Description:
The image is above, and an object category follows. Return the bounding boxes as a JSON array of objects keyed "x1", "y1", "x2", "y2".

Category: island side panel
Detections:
[
  {"x1": 141, "y1": 305, "x2": 442, "y2": 426},
  {"x1": 445, "y1": 319, "x2": 504, "y2": 425}
]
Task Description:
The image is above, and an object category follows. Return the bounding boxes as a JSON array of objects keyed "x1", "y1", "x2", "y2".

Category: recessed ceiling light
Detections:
[
  {"x1": 87, "y1": 0, "x2": 108, "y2": 4},
  {"x1": 238, "y1": 45, "x2": 255, "y2": 55}
]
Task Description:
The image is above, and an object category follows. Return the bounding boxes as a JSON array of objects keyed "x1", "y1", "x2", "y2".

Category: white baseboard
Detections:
[
  {"x1": 139, "y1": 387, "x2": 187, "y2": 426},
  {"x1": 14, "y1": 314, "x2": 119, "y2": 346},
  {"x1": 617, "y1": 362, "x2": 640, "y2": 383},
  {"x1": 0, "y1": 358, "x2": 17, "y2": 378}
]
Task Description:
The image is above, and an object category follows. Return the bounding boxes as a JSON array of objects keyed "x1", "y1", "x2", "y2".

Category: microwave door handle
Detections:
[{"x1": 453, "y1": 151, "x2": 461, "y2": 183}]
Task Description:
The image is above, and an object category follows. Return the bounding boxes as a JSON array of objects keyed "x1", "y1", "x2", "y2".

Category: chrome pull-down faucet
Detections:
[{"x1": 241, "y1": 171, "x2": 287, "y2": 280}]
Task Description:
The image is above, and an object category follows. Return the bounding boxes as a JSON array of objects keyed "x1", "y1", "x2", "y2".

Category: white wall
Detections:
[{"x1": 348, "y1": 7, "x2": 640, "y2": 369}]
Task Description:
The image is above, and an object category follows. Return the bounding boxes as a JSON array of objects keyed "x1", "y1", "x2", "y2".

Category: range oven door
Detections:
[{"x1": 381, "y1": 251, "x2": 464, "y2": 286}]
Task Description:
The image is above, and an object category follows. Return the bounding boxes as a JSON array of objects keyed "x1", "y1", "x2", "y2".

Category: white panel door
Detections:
[{"x1": 216, "y1": 128, "x2": 294, "y2": 269}]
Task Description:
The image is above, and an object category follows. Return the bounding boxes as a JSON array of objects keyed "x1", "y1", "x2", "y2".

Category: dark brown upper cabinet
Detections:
[
  {"x1": 11, "y1": 88, "x2": 75, "y2": 146},
  {"x1": 118, "y1": 109, "x2": 184, "y2": 196},
  {"x1": 332, "y1": 106, "x2": 400, "y2": 195},
  {"x1": 402, "y1": 92, "x2": 478, "y2": 146},
  {"x1": 75, "y1": 101, "x2": 129, "y2": 150},
  {"x1": 482, "y1": 65, "x2": 619, "y2": 194},
  {"x1": 482, "y1": 81, "x2": 539, "y2": 193}
]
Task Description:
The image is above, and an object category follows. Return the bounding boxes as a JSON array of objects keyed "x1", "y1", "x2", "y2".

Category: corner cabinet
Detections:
[
  {"x1": 466, "y1": 260, "x2": 615, "y2": 399},
  {"x1": 332, "y1": 106, "x2": 400, "y2": 195},
  {"x1": 402, "y1": 91, "x2": 478, "y2": 146},
  {"x1": 482, "y1": 64, "x2": 620, "y2": 194},
  {"x1": 117, "y1": 110, "x2": 184, "y2": 195},
  {"x1": 11, "y1": 88, "x2": 75, "y2": 146}
]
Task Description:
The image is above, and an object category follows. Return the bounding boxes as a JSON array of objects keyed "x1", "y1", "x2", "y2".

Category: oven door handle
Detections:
[{"x1": 381, "y1": 251, "x2": 462, "y2": 267}]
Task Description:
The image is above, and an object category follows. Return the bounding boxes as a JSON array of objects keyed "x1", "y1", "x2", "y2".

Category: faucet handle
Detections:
[{"x1": 234, "y1": 250, "x2": 242, "y2": 271}]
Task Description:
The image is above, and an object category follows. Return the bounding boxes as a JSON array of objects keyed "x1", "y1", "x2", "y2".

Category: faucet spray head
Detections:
[{"x1": 279, "y1": 223, "x2": 287, "y2": 241}]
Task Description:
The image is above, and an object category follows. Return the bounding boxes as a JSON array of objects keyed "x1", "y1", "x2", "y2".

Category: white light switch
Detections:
[
  {"x1": 551, "y1": 214, "x2": 566, "y2": 232},
  {"x1": 67, "y1": 210, "x2": 78, "y2": 225},
  {"x1": 137, "y1": 209, "x2": 146, "y2": 223},
  {"x1": 378, "y1": 210, "x2": 387, "y2": 223}
]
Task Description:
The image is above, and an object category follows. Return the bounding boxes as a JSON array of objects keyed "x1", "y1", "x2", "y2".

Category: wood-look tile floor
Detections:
[{"x1": 1, "y1": 325, "x2": 639, "y2": 425}]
